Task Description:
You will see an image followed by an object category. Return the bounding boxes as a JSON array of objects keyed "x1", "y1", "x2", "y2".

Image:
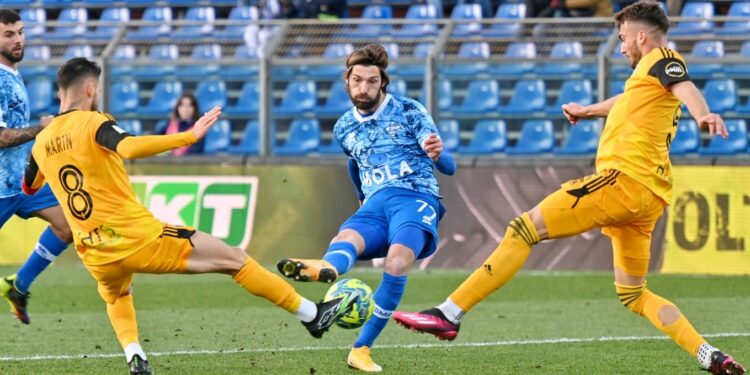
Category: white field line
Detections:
[{"x1": 1, "y1": 332, "x2": 748, "y2": 362}]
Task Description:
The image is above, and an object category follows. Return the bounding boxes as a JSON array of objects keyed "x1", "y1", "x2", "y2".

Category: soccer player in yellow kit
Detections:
[
  {"x1": 393, "y1": 2, "x2": 745, "y2": 374},
  {"x1": 22, "y1": 58, "x2": 356, "y2": 375}
]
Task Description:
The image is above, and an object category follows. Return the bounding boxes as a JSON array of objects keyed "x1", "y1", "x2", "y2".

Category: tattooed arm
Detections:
[{"x1": 0, "y1": 125, "x2": 44, "y2": 149}]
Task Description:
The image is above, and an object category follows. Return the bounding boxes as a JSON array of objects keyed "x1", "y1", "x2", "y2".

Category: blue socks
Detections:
[
  {"x1": 354, "y1": 272, "x2": 408, "y2": 348},
  {"x1": 15, "y1": 227, "x2": 69, "y2": 293},
  {"x1": 322, "y1": 241, "x2": 358, "y2": 276}
]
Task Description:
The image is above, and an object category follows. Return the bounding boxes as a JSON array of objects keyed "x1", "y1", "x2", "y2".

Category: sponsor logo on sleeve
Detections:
[{"x1": 665, "y1": 62, "x2": 685, "y2": 78}]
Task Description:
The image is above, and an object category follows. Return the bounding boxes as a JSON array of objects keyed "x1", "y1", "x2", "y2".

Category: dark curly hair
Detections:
[{"x1": 614, "y1": 1, "x2": 669, "y2": 34}]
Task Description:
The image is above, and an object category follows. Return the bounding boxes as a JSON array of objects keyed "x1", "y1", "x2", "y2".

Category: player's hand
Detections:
[
  {"x1": 422, "y1": 133, "x2": 443, "y2": 162},
  {"x1": 39, "y1": 115, "x2": 53, "y2": 128},
  {"x1": 561, "y1": 102, "x2": 587, "y2": 125},
  {"x1": 191, "y1": 106, "x2": 222, "y2": 141},
  {"x1": 697, "y1": 113, "x2": 729, "y2": 139}
]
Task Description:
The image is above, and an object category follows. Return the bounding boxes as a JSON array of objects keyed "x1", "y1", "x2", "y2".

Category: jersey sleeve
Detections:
[
  {"x1": 95, "y1": 120, "x2": 132, "y2": 152},
  {"x1": 406, "y1": 99, "x2": 440, "y2": 147},
  {"x1": 0, "y1": 82, "x2": 8, "y2": 128},
  {"x1": 647, "y1": 48, "x2": 691, "y2": 88},
  {"x1": 22, "y1": 153, "x2": 45, "y2": 195}
]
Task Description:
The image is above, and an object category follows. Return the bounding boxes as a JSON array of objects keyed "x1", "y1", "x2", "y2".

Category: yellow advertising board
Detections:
[
  {"x1": 662, "y1": 166, "x2": 750, "y2": 275},
  {"x1": 0, "y1": 216, "x2": 48, "y2": 265}
]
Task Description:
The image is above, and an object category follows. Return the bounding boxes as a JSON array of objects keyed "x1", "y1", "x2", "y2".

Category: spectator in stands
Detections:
[
  {"x1": 526, "y1": 0, "x2": 612, "y2": 17},
  {"x1": 164, "y1": 93, "x2": 205, "y2": 156}
]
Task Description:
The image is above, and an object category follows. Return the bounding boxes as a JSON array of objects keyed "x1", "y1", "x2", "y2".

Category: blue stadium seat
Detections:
[
  {"x1": 438, "y1": 119, "x2": 460, "y2": 152},
  {"x1": 109, "y1": 45, "x2": 137, "y2": 79},
  {"x1": 127, "y1": 7, "x2": 172, "y2": 40},
  {"x1": 317, "y1": 81, "x2": 351, "y2": 117},
  {"x1": 398, "y1": 43, "x2": 433, "y2": 79},
  {"x1": 274, "y1": 81, "x2": 317, "y2": 115},
  {"x1": 109, "y1": 81, "x2": 140, "y2": 116},
  {"x1": 91, "y1": 7, "x2": 129, "y2": 40},
  {"x1": 19, "y1": 45, "x2": 52, "y2": 79},
  {"x1": 724, "y1": 42, "x2": 750, "y2": 75},
  {"x1": 220, "y1": 46, "x2": 260, "y2": 80},
  {"x1": 63, "y1": 45, "x2": 93, "y2": 60},
  {"x1": 48, "y1": 7, "x2": 88, "y2": 40},
  {"x1": 203, "y1": 119, "x2": 231, "y2": 155},
  {"x1": 500, "y1": 80, "x2": 546, "y2": 115},
  {"x1": 172, "y1": 6, "x2": 215, "y2": 39},
  {"x1": 506, "y1": 120, "x2": 555, "y2": 155},
  {"x1": 388, "y1": 79, "x2": 408, "y2": 97},
  {"x1": 176, "y1": 44, "x2": 222, "y2": 79},
  {"x1": 605, "y1": 42, "x2": 632, "y2": 77},
  {"x1": 699, "y1": 119, "x2": 747, "y2": 155},
  {"x1": 690, "y1": 41, "x2": 724, "y2": 77},
  {"x1": 27, "y1": 80, "x2": 53, "y2": 117},
  {"x1": 318, "y1": 138, "x2": 344, "y2": 154},
  {"x1": 554, "y1": 120, "x2": 601, "y2": 155},
  {"x1": 537, "y1": 42, "x2": 584, "y2": 76},
  {"x1": 343, "y1": 5, "x2": 392, "y2": 38},
  {"x1": 738, "y1": 98, "x2": 750, "y2": 114},
  {"x1": 392, "y1": 4, "x2": 439, "y2": 38},
  {"x1": 703, "y1": 79, "x2": 737, "y2": 114},
  {"x1": 419, "y1": 79, "x2": 453, "y2": 112},
  {"x1": 459, "y1": 120, "x2": 506, "y2": 154},
  {"x1": 19, "y1": 9, "x2": 45, "y2": 40},
  {"x1": 308, "y1": 44, "x2": 354, "y2": 79},
  {"x1": 488, "y1": 42, "x2": 536, "y2": 77},
  {"x1": 228, "y1": 121, "x2": 260, "y2": 155},
  {"x1": 545, "y1": 80, "x2": 593, "y2": 114},
  {"x1": 442, "y1": 42, "x2": 490, "y2": 77},
  {"x1": 450, "y1": 4, "x2": 482, "y2": 36},
  {"x1": 214, "y1": 6, "x2": 260, "y2": 40},
  {"x1": 671, "y1": 2, "x2": 714, "y2": 35},
  {"x1": 133, "y1": 44, "x2": 178, "y2": 79},
  {"x1": 275, "y1": 119, "x2": 321, "y2": 155},
  {"x1": 453, "y1": 80, "x2": 499, "y2": 114},
  {"x1": 669, "y1": 120, "x2": 700, "y2": 155},
  {"x1": 609, "y1": 80, "x2": 626, "y2": 97},
  {"x1": 225, "y1": 81, "x2": 260, "y2": 116},
  {"x1": 139, "y1": 80, "x2": 182, "y2": 116},
  {"x1": 271, "y1": 45, "x2": 306, "y2": 79},
  {"x1": 717, "y1": 2, "x2": 750, "y2": 35},
  {"x1": 194, "y1": 79, "x2": 227, "y2": 112},
  {"x1": 483, "y1": 3, "x2": 526, "y2": 37},
  {"x1": 118, "y1": 120, "x2": 142, "y2": 136}
]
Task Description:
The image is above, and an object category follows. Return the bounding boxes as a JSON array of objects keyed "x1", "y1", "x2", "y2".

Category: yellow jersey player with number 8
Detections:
[{"x1": 22, "y1": 58, "x2": 357, "y2": 375}]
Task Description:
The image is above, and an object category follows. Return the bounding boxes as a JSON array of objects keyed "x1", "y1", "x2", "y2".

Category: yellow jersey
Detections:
[
  {"x1": 597, "y1": 47, "x2": 690, "y2": 204},
  {"x1": 24, "y1": 110, "x2": 163, "y2": 265}
]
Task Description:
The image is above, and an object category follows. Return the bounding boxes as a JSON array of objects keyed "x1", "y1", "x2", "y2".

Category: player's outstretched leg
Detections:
[
  {"x1": 106, "y1": 293, "x2": 152, "y2": 375},
  {"x1": 277, "y1": 229, "x2": 365, "y2": 283},
  {"x1": 276, "y1": 258, "x2": 339, "y2": 283},
  {"x1": 0, "y1": 275, "x2": 30, "y2": 324}
]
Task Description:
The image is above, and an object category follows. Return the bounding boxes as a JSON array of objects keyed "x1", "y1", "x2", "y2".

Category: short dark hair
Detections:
[
  {"x1": 614, "y1": 1, "x2": 669, "y2": 34},
  {"x1": 0, "y1": 9, "x2": 21, "y2": 25},
  {"x1": 57, "y1": 58, "x2": 101, "y2": 90},
  {"x1": 344, "y1": 44, "x2": 390, "y2": 93}
]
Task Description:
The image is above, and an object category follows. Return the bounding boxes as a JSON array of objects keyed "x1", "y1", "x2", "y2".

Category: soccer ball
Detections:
[{"x1": 324, "y1": 278, "x2": 374, "y2": 329}]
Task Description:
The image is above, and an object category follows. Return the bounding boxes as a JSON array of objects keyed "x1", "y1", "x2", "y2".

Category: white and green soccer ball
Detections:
[{"x1": 324, "y1": 278, "x2": 374, "y2": 329}]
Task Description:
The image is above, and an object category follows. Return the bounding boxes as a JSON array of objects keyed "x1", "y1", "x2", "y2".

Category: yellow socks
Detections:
[
  {"x1": 450, "y1": 213, "x2": 539, "y2": 312},
  {"x1": 107, "y1": 294, "x2": 139, "y2": 349},
  {"x1": 233, "y1": 256, "x2": 302, "y2": 314}
]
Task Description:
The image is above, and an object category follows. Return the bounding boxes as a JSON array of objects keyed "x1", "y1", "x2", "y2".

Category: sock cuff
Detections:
[
  {"x1": 509, "y1": 213, "x2": 540, "y2": 247},
  {"x1": 520, "y1": 212, "x2": 540, "y2": 245},
  {"x1": 232, "y1": 256, "x2": 259, "y2": 282},
  {"x1": 328, "y1": 241, "x2": 357, "y2": 253}
]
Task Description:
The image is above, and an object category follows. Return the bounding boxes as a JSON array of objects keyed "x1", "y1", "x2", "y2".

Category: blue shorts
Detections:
[
  {"x1": 0, "y1": 184, "x2": 60, "y2": 227},
  {"x1": 340, "y1": 187, "x2": 445, "y2": 260}
]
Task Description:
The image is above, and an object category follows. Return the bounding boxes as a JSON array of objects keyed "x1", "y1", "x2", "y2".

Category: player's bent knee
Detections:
[
  {"x1": 51, "y1": 222, "x2": 73, "y2": 243},
  {"x1": 615, "y1": 283, "x2": 646, "y2": 314},
  {"x1": 657, "y1": 304, "x2": 681, "y2": 326}
]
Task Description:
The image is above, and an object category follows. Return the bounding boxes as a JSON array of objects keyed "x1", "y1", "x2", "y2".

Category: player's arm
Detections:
[
  {"x1": 411, "y1": 100, "x2": 456, "y2": 175},
  {"x1": 670, "y1": 81, "x2": 729, "y2": 138},
  {"x1": 0, "y1": 126, "x2": 44, "y2": 149},
  {"x1": 22, "y1": 153, "x2": 45, "y2": 195},
  {"x1": 561, "y1": 95, "x2": 620, "y2": 125},
  {"x1": 347, "y1": 158, "x2": 365, "y2": 202}
]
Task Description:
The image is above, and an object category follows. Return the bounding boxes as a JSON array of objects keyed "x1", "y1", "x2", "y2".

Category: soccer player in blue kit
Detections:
[
  {"x1": 277, "y1": 44, "x2": 456, "y2": 372},
  {"x1": 0, "y1": 9, "x2": 73, "y2": 324}
]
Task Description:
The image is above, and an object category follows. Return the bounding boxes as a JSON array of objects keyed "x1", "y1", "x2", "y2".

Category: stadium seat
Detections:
[
  {"x1": 308, "y1": 44, "x2": 354, "y2": 79},
  {"x1": 699, "y1": 119, "x2": 747, "y2": 155},
  {"x1": 392, "y1": 4, "x2": 439, "y2": 38},
  {"x1": 48, "y1": 7, "x2": 88, "y2": 40},
  {"x1": 724, "y1": 42, "x2": 750, "y2": 75},
  {"x1": 127, "y1": 7, "x2": 172, "y2": 40},
  {"x1": 452, "y1": 80, "x2": 500, "y2": 114},
  {"x1": 133, "y1": 44, "x2": 178, "y2": 79},
  {"x1": 275, "y1": 119, "x2": 321, "y2": 155},
  {"x1": 318, "y1": 138, "x2": 344, "y2": 154},
  {"x1": 717, "y1": 2, "x2": 750, "y2": 35},
  {"x1": 27, "y1": 80, "x2": 53, "y2": 117},
  {"x1": 109, "y1": 45, "x2": 137, "y2": 79},
  {"x1": 438, "y1": 119, "x2": 460, "y2": 152},
  {"x1": 381, "y1": 43, "x2": 401, "y2": 75},
  {"x1": 271, "y1": 45, "x2": 306, "y2": 79},
  {"x1": 459, "y1": 120, "x2": 506, "y2": 154},
  {"x1": 388, "y1": 79, "x2": 408, "y2": 97},
  {"x1": 419, "y1": 79, "x2": 453, "y2": 112},
  {"x1": 605, "y1": 42, "x2": 632, "y2": 77},
  {"x1": 343, "y1": 5, "x2": 392, "y2": 38},
  {"x1": 19, "y1": 9, "x2": 45, "y2": 39},
  {"x1": 176, "y1": 44, "x2": 222, "y2": 79},
  {"x1": 228, "y1": 121, "x2": 260, "y2": 155},
  {"x1": 19, "y1": 45, "x2": 52, "y2": 79},
  {"x1": 4, "y1": 0, "x2": 36, "y2": 5},
  {"x1": 506, "y1": 120, "x2": 555, "y2": 155},
  {"x1": 545, "y1": 80, "x2": 593, "y2": 114},
  {"x1": 690, "y1": 41, "x2": 724, "y2": 77},
  {"x1": 63, "y1": 45, "x2": 93, "y2": 60},
  {"x1": 203, "y1": 119, "x2": 231, "y2": 155},
  {"x1": 488, "y1": 42, "x2": 536, "y2": 77},
  {"x1": 220, "y1": 46, "x2": 261, "y2": 80},
  {"x1": 703, "y1": 79, "x2": 737, "y2": 114},
  {"x1": 671, "y1": 2, "x2": 714, "y2": 35},
  {"x1": 450, "y1": 4, "x2": 482, "y2": 36},
  {"x1": 214, "y1": 6, "x2": 260, "y2": 40},
  {"x1": 90, "y1": 7, "x2": 129, "y2": 40},
  {"x1": 738, "y1": 98, "x2": 750, "y2": 114},
  {"x1": 118, "y1": 119, "x2": 142, "y2": 136},
  {"x1": 499, "y1": 80, "x2": 546, "y2": 115},
  {"x1": 139, "y1": 80, "x2": 183, "y2": 116},
  {"x1": 483, "y1": 3, "x2": 526, "y2": 37},
  {"x1": 109, "y1": 81, "x2": 140, "y2": 116},
  {"x1": 274, "y1": 81, "x2": 317, "y2": 115},
  {"x1": 669, "y1": 120, "x2": 700, "y2": 155},
  {"x1": 194, "y1": 79, "x2": 227, "y2": 112},
  {"x1": 225, "y1": 81, "x2": 260, "y2": 116},
  {"x1": 398, "y1": 43, "x2": 433, "y2": 79},
  {"x1": 537, "y1": 42, "x2": 584, "y2": 76},
  {"x1": 554, "y1": 120, "x2": 602, "y2": 155},
  {"x1": 317, "y1": 81, "x2": 352, "y2": 117},
  {"x1": 153, "y1": 119, "x2": 168, "y2": 135},
  {"x1": 442, "y1": 42, "x2": 490, "y2": 77},
  {"x1": 172, "y1": 6, "x2": 215, "y2": 39},
  {"x1": 609, "y1": 80, "x2": 626, "y2": 97}
]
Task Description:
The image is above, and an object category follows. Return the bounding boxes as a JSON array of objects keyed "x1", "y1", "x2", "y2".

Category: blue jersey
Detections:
[
  {"x1": 0, "y1": 64, "x2": 31, "y2": 198},
  {"x1": 334, "y1": 94, "x2": 441, "y2": 200}
]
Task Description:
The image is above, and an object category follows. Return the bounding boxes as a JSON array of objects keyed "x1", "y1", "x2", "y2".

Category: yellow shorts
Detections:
[
  {"x1": 538, "y1": 169, "x2": 665, "y2": 276},
  {"x1": 84, "y1": 224, "x2": 196, "y2": 304}
]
